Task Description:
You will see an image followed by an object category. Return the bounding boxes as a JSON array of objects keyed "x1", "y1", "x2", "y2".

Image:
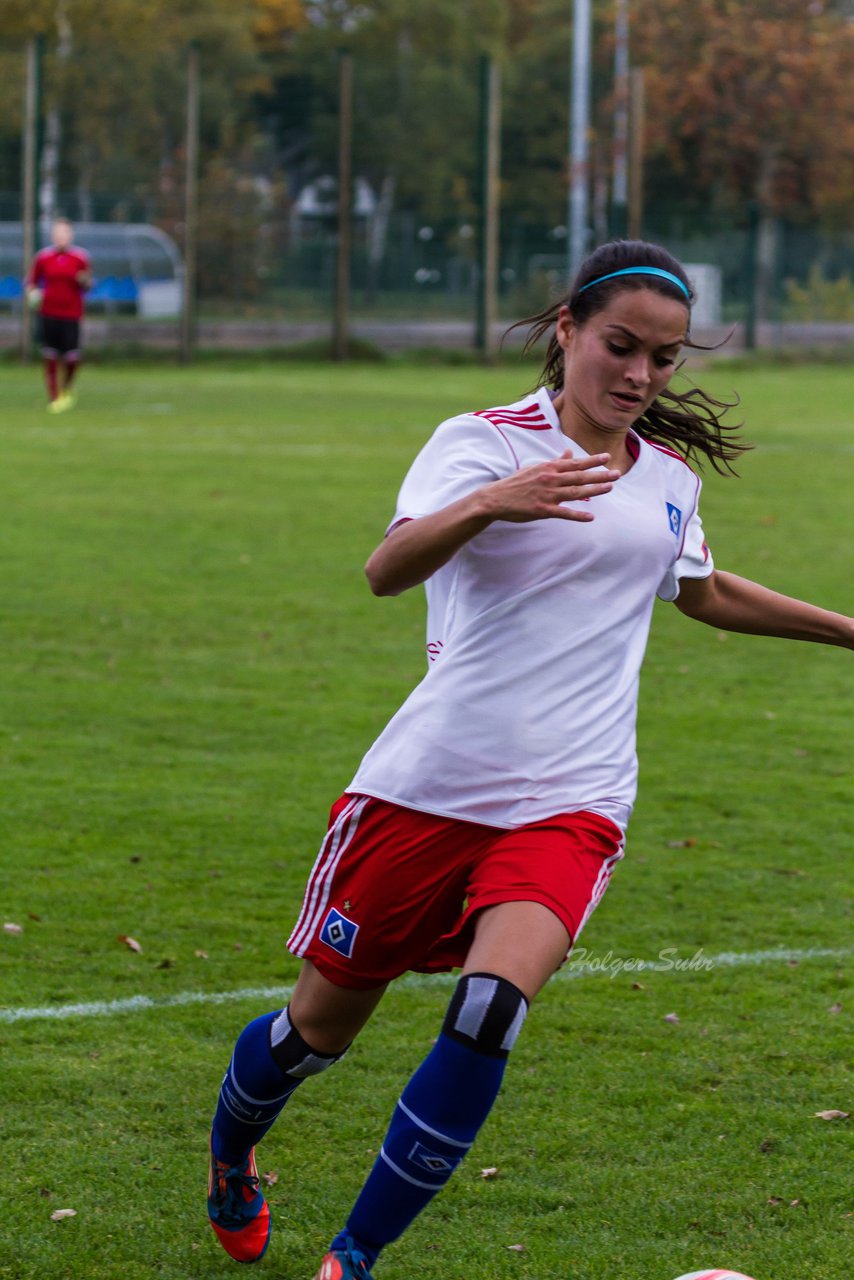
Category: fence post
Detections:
[
  {"x1": 476, "y1": 55, "x2": 501, "y2": 361},
  {"x1": 19, "y1": 35, "x2": 43, "y2": 363},
  {"x1": 628, "y1": 68, "x2": 645, "y2": 240},
  {"x1": 180, "y1": 41, "x2": 200, "y2": 364},
  {"x1": 333, "y1": 51, "x2": 353, "y2": 362},
  {"x1": 744, "y1": 201, "x2": 759, "y2": 350}
]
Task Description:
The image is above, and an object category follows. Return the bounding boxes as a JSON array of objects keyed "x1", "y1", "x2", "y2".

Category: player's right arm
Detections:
[
  {"x1": 25, "y1": 253, "x2": 44, "y2": 307},
  {"x1": 365, "y1": 450, "x2": 618, "y2": 597}
]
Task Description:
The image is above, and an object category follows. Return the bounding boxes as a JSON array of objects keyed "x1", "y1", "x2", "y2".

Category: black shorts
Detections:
[{"x1": 40, "y1": 316, "x2": 81, "y2": 357}]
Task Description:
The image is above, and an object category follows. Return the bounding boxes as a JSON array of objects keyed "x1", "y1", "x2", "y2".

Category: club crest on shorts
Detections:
[
  {"x1": 666, "y1": 502, "x2": 682, "y2": 537},
  {"x1": 319, "y1": 906, "x2": 359, "y2": 959}
]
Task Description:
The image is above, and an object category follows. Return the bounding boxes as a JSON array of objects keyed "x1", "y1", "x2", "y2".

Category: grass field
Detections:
[{"x1": 1, "y1": 357, "x2": 851, "y2": 1280}]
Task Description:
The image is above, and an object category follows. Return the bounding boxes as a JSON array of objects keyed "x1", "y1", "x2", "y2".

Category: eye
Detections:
[
  {"x1": 655, "y1": 354, "x2": 677, "y2": 369},
  {"x1": 606, "y1": 341, "x2": 631, "y2": 357}
]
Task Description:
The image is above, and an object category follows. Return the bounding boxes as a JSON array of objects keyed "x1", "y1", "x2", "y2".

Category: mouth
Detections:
[{"x1": 609, "y1": 391, "x2": 644, "y2": 411}]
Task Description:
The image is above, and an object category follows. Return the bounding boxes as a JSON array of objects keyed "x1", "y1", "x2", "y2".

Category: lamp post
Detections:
[{"x1": 568, "y1": 0, "x2": 592, "y2": 277}]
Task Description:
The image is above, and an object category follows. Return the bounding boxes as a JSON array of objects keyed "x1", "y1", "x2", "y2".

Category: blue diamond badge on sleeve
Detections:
[
  {"x1": 665, "y1": 502, "x2": 682, "y2": 537},
  {"x1": 319, "y1": 907, "x2": 359, "y2": 959}
]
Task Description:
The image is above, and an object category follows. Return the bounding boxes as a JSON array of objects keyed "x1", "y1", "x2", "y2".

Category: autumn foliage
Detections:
[{"x1": 632, "y1": 0, "x2": 854, "y2": 227}]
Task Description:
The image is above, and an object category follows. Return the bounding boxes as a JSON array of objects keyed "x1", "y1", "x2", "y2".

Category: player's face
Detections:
[
  {"x1": 556, "y1": 288, "x2": 688, "y2": 439},
  {"x1": 51, "y1": 220, "x2": 73, "y2": 249}
]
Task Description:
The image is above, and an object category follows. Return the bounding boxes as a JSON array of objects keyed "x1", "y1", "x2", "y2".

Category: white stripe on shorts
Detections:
[
  {"x1": 287, "y1": 794, "x2": 369, "y2": 956},
  {"x1": 574, "y1": 842, "x2": 625, "y2": 941}
]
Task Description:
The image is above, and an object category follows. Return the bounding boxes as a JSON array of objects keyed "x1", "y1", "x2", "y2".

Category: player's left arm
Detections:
[
  {"x1": 675, "y1": 570, "x2": 854, "y2": 649},
  {"x1": 74, "y1": 250, "x2": 93, "y2": 290}
]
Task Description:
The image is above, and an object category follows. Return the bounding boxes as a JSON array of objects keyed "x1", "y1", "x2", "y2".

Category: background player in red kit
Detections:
[{"x1": 26, "y1": 217, "x2": 92, "y2": 413}]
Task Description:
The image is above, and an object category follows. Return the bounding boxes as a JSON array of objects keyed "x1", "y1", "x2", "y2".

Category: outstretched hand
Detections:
[{"x1": 483, "y1": 449, "x2": 620, "y2": 523}]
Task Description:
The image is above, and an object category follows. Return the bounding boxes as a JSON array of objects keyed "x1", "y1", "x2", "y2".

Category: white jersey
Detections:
[{"x1": 348, "y1": 387, "x2": 714, "y2": 832}]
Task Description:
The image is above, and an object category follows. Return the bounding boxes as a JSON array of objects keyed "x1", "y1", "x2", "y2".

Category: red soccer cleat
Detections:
[{"x1": 207, "y1": 1137, "x2": 272, "y2": 1263}]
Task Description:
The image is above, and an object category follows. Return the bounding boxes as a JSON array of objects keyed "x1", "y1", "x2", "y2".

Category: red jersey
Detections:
[{"x1": 28, "y1": 246, "x2": 91, "y2": 320}]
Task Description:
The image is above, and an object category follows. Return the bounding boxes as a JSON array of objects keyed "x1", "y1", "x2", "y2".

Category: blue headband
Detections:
[{"x1": 577, "y1": 266, "x2": 691, "y2": 301}]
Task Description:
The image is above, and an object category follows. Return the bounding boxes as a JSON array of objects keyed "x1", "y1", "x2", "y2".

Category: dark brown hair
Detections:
[{"x1": 513, "y1": 239, "x2": 750, "y2": 476}]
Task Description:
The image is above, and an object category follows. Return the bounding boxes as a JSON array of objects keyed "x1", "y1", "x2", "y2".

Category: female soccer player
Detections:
[{"x1": 205, "y1": 239, "x2": 852, "y2": 1278}]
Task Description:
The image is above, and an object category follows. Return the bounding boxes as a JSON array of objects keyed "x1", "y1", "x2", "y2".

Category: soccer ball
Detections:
[{"x1": 671, "y1": 1271, "x2": 757, "y2": 1280}]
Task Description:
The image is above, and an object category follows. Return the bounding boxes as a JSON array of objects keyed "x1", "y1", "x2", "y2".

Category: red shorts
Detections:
[{"x1": 287, "y1": 793, "x2": 624, "y2": 989}]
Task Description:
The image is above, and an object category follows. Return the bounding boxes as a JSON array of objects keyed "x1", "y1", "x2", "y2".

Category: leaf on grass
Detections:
[
  {"x1": 480, "y1": 1167, "x2": 499, "y2": 1179},
  {"x1": 631, "y1": 981, "x2": 645, "y2": 990},
  {"x1": 506, "y1": 1243, "x2": 526, "y2": 1253},
  {"x1": 829, "y1": 1002, "x2": 843, "y2": 1014},
  {"x1": 262, "y1": 1171, "x2": 279, "y2": 1187},
  {"x1": 50, "y1": 1209, "x2": 77, "y2": 1222},
  {"x1": 117, "y1": 934, "x2": 143, "y2": 953},
  {"x1": 233, "y1": 942, "x2": 244, "y2": 951},
  {"x1": 663, "y1": 1012, "x2": 680, "y2": 1024},
  {"x1": 814, "y1": 1109, "x2": 850, "y2": 1121},
  {"x1": 28, "y1": 912, "x2": 41, "y2": 921},
  {"x1": 156, "y1": 958, "x2": 174, "y2": 970},
  {"x1": 194, "y1": 949, "x2": 209, "y2": 960},
  {"x1": 667, "y1": 838, "x2": 697, "y2": 848},
  {"x1": 767, "y1": 1196, "x2": 784, "y2": 1205},
  {"x1": 4, "y1": 922, "x2": 23, "y2": 935}
]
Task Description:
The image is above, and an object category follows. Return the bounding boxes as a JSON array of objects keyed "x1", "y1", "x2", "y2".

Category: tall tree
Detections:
[{"x1": 632, "y1": 0, "x2": 854, "y2": 230}]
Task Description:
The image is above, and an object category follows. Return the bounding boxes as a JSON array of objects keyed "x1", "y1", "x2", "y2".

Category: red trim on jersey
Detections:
[
  {"x1": 473, "y1": 403, "x2": 552, "y2": 431},
  {"x1": 467, "y1": 414, "x2": 521, "y2": 467},
  {"x1": 644, "y1": 436, "x2": 698, "y2": 474},
  {"x1": 386, "y1": 516, "x2": 413, "y2": 535}
]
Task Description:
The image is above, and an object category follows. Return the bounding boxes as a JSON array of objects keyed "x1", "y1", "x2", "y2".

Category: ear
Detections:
[{"x1": 555, "y1": 304, "x2": 575, "y2": 353}]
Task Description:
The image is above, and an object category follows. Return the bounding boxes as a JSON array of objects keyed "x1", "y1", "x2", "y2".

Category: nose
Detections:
[{"x1": 625, "y1": 354, "x2": 651, "y2": 388}]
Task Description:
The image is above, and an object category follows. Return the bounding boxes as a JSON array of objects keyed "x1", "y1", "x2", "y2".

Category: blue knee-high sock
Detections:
[
  {"x1": 212, "y1": 1008, "x2": 340, "y2": 1164},
  {"x1": 331, "y1": 1031, "x2": 506, "y2": 1264}
]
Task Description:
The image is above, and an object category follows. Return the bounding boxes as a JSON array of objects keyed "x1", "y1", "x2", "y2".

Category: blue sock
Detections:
[
  {"x1": 212, "y1": 1008, "x2": 341, "y2": 1164},
  {"x1": 331, "y1": 973, "x2": 528, "y2": 1264}
]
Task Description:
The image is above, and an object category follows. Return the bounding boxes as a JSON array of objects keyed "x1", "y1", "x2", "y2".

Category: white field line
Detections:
[{"x1": 1, "y1": 946, "x2": 848, "y2": 1026}]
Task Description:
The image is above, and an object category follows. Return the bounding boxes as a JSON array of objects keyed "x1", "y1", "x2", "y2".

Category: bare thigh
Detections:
[
  {"x1": 288, "y1": 900, "x2": 568, "y2": 1054},
  {"x1": 462, "y1": 901, "x2": 570, "y2": 1003},
  {"x1": 288, "y1": 959, "x2": 387, "y2": 1055}
]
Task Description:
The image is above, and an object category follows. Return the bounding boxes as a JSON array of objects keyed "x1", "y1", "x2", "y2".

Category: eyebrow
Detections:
[{"x1": 605, "y1": 322, "x2": 685, "y2": 350}]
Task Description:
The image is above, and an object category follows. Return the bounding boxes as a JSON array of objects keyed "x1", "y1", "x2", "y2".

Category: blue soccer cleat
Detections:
[{"x1": 313, "y1": 1236, "x2": 375, "y2": 1280}]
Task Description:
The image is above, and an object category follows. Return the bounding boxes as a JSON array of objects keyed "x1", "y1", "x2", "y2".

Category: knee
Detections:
[
  {"x1": 269, "y1": 1007, "x2": 348, "y2": 1076},
  {"x1": 442, "y1": 972, "x2": 529, "y2": 1058}
]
